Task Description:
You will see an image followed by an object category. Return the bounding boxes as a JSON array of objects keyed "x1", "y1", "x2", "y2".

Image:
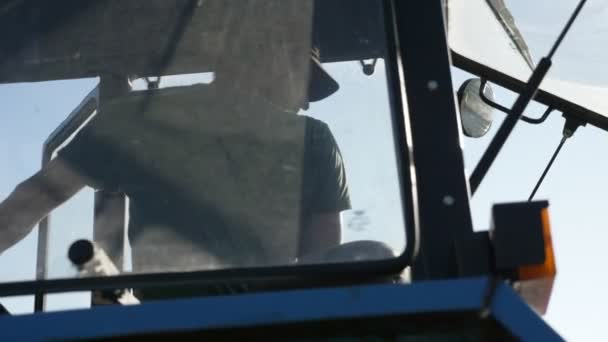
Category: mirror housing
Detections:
[{"x1": 457, "y1": 78, "x2": 495, "y2": 138}]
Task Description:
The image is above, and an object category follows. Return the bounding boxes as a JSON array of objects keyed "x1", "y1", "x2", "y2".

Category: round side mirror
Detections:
[{"x1": 457, "y1": 78, "x2": 495, "y2": 138}]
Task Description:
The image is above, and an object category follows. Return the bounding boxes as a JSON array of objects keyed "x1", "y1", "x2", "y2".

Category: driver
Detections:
[{"x1": 0, "y1": 0, "x2": 350, "y2": 288}]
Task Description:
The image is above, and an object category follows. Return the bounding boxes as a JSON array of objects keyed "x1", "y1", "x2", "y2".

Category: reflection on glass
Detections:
[
  {"x1": 449, "y1": 0, "x2": 608, "y2": 118},
  {"x1": 0, "y1": 0, "x2": 408, "y2": 306}
]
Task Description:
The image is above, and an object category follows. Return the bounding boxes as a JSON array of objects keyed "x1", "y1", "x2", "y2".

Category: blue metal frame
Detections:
[
  {"x1": 492, "y1": 283, "x2": 563, "y2": 341},
  {"x1": 0, "y1": 278, "x2": 562, "y2": 341}
]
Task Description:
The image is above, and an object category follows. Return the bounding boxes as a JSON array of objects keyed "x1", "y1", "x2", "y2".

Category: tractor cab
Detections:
[{"x1": 1, "y1": 0, "x2": 602, "y2": 340}]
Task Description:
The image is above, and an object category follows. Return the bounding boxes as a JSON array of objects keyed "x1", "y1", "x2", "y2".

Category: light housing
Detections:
[{"x1": 490, "y1": 201, "x2": 556, "y2": 314}]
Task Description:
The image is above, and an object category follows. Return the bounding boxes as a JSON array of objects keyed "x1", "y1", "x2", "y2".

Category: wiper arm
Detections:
[{"x1": 486, "y1": 0, "x2": 535, "y2": 69}]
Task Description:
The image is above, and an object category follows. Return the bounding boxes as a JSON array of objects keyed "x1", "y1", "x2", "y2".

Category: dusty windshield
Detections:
[
  {"x1": 0, "y1": 0, "x2": 409, "y2": 310},
  {"x1": 449, "y1": 0, "x2": 608, "y2": 117}
]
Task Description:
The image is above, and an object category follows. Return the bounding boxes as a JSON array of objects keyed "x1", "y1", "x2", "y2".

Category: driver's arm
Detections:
[
  {"x1": 299, "y1": 212, "x2": 341, "y2": 257},
  {"x1": 298, "y1": 119, "x2": 351, "y2": 257},
  {"x1": 0, "y1": 157, "x2": 86, "y2": 253}
]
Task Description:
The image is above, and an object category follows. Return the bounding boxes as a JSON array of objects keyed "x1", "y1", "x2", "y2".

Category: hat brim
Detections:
[{"x1": 308, "y1": 57, "x2": 339, "y2": 102}]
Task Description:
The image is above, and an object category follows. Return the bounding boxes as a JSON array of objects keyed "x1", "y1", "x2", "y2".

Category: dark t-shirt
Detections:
[{"x1": 58, "y1": 85, "x2": 350, "y2": 271}]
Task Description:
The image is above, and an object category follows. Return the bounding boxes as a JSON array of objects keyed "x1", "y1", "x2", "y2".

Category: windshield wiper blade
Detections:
[{"x1": 486, "y1": 0, "x2": 535, "y2": 69}]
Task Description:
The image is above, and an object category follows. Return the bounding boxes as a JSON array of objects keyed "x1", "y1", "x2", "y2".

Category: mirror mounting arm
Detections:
[
  {"x1": 359, "y1": 59, "x2": 378, "y2": 76},
  {"x1": 479, "y1": 79, "x2": 554, "y2": 125}
]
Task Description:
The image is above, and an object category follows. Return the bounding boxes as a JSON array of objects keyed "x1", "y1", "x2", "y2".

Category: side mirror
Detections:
[{"x1": 457, "y1": 78, "x2": 495, "y2": 138}]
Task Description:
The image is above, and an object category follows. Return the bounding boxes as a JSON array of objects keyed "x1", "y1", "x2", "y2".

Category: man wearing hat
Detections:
[{"x1": 0, "y1": 0, "x2": 350, "y2": 286}]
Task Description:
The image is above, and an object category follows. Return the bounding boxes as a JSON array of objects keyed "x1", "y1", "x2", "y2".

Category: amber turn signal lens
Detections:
[
  {"x1": 518, "y1": 208, "x2": 556, "y2": 280},
  {"x1": 516, "y1": 208, "x2": 556, "y2": 314}
]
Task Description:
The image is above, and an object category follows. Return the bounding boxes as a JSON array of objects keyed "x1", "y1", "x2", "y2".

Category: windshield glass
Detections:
[
  {"x1": 448, "y1": 0, "x2": 608, "y2": 118},
  {"x1": 0, "y1": 0, "x2": 410, "y2": 311}
]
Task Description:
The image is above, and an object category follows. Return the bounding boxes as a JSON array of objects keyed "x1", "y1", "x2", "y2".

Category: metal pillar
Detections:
[{"x1": 392, "y1": 0, "x2": 474, "y2": 279}]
